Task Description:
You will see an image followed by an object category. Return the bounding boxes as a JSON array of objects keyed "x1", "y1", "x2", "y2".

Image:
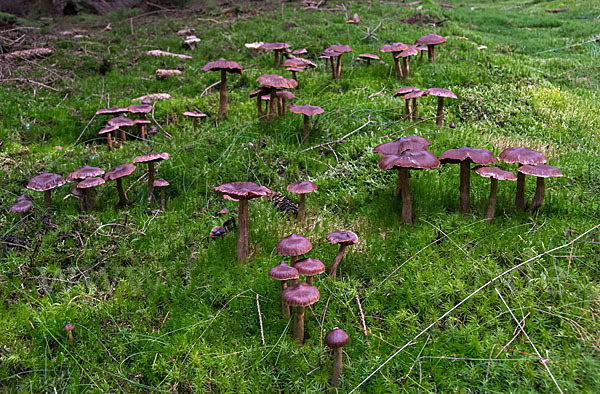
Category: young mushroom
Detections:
[
  {"x1": 288, "y1": 104, "x2": 324, "y2": 143},
  {"x1": 268, "y1": 261, "x2": 299, "y2": 317},
  {"x1": 132, "y1": 152, "x2": 170, "y2": 202},
  {"x1": 77, "y1": 177, "x2": 105, "y2": 212},
  {"x1": 183, "y1": 110, "x2": 208, "y2": 133},
  {"x1": 326, "y1": 230, "x2": 358, "y2": 279},
  {"x1": 473, "y1": 166, "x2": 517, "y2": 222},
  {"x1": 108, "y1": 116, "x2": 135, "y2": 141},
  {"x1": 498, "y1": 147, "x2": 547, "y2": 210},
  {"x1": 9, "y1": 194, "x2": 34, "y2": 219},
  {"x1": 256, "y1": 74, "x2": 298, "y2": 121},
  {"x1": 276, "y1": 233, "x2": 313, "y2": 266},
  {"x1": 356, "y1": 53, "x2": 380, "y2": 67},
  {"x1": 402, "y1": 89, "x2": 427, "y2": 121},
  {"x1": 213, "y1": 182, "x2": 270, "y2": 263},
  {"x1": 127, "y1": 103, "x2": 153, "y2": 139},
  {"x1": 395, "y1": 45, "x2": 419, "y2": 79},
  {"x1": 276, "y1": 90, "x2": 294, "y2": 116},
  {"x1": 414, "y1": 33, "x2": 446, "y2": 62},
  {"x1": 262, "y1": 42, "x2": 291, "y2": 67},
  {"x1": 393, "y1": 87, "x2": 420, "y2": 118},
  {"x1": 424, "y1": 88, "x2": 457, "y2": 127},
  {"x1": 64, "y1": 323, "x2": 74, "y2": 343},
  {"x1": 98, "y1": 125, "x2": 119, "y2": 151},
  {"x1": 153, "y1": 178, "x2": 169, "y2": 211},
  {"x1": 325, "y1": 328, "x2": 349, "y2": 387},
  {"x1": 285, "y1": 66, "x2": 304, "y2": 84},
  {"x1": 282, "y1": 282, "x2": 320, "y2": 344},
  {"x1": 103, "y1": 163, "x2": 136, "y2": 208},
  {"x1": 439, "y1": 147, "x2": 497, "y2": 216},
  {"x1": 325, "y1": 43, "x2": 352, "y2": 79},
  {"x1": 517, "y1": 164, "x2": 563, "y2": 212},
  {"x1": 294, "y1": 257, "x2": 325, "y2": 286},
  {"x1": 26, "y1": 173, "x2": 66, "y2": 210},
  {"x1": 201, "y1": 58, "x2": 243, "y2": 121},
  {"x1": 287, "y1": 180, "x2": 317, "y2": 221}
]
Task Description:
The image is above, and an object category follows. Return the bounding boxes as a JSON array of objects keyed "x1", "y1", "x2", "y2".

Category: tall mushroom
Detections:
[
  {"x1": 77, "y1": 177, "x2": 105, "y2": 212},
  {"x1": 282, "y1": 282, "x2": 320, "y2": 344},
  {"x1": 269, "y1": 261, "x2": 299, "y2": 317},
  {"x1": 517, "y1": 164, "x2": 563, "y2": 212},
  {"x1": 127, "y1": 103, "x2": 153, "y2": 139},
  {"x1": 326, "y1": 230, "x2": 358, "y2": 279},
  {"x1": 473, "y1": 166, "x2": 517, "y2": 222},
  {"x1": 393, "y1": 87, "x2": 420, "y2": 118},
  {"x1": 104, "y1": 163, "x2": 136, "y2": 208},
  {"x1": 288, "y1": 104, "x2": 324, "y2": 143},
  {"x1": 379, "y1": 42, "x2": 409, "y2": 80},
  {"x1": 287, "y1": 180, "x2": 317, "y2": 221},
  {"x1": 439, "y1": 147, "x2": 496, "y2": 216},
  {"x1": 26, "y1": 173, "x2": 66, "y2": 210},
  {"x1": 276, "y1": 233, "x2": 313, "y2": 266},
  {"x1": 402, "y1": 89, "x2": 427, "y2": 121},
  {"x1": 213, "y1": 182, "x2": 270, "y2": 263},
  {"x1": 395, "y1": 45, "x2": 419, "y2": 79},
  {"x1": 325, "y1": 328, "x2": 349, "y2": 387},
  {"x1": 415, "y1": 33, "x2": 446, "y2": 63},
  {"x1": 201, "y1": 58, "x2": 243, "y2": 121},
  {"x1": 424, "y1": 88, "x2": 457, "y2": 127},
  {"x1": 183, "y1": 110, "x2": 208, "y2": 133},
  {"x1": 262, "y1": 42, "x2": 291, "y2": 67},
  {"x1": 325, "y1": 44, "x2": 353, "y2": 79},
  {"x1": 294, "y1": 257, "x2": 325, "y2": 286},
  {"x1": 256, "y1": 74, "x2": 298, "y2": 121},
  {"x1": 132, "y1": 152, "x2": 170, "y2": 202},
  {"x1": 498, "y1": 147, "x2": 547, "y2": 211}
]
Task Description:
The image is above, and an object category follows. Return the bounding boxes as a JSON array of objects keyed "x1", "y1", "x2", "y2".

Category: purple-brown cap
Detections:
[
  {"x1": 257, "y1": 74, "x2": 298, "y2": 90},
  {"x1": 16, "y1": 194, "x2": 33, "y2": 203},
  {"x1": 294, "y1": 257, "x2": 325, "y2": 277},
  {"x1": 96, "y1": 106, "x2": 129, "y2": 115},
  {"x1": 517, "y1": 164, "x2": 563, "y2": 178},
  {"x1": 133, "y1": 152, "x2": 170, "y2": 164},
  {"x1": 425, "y1": 88, "x2": 457, "y2": 99},
  {"x1": 373, "y1": 136, "x2": 430, "y2": 155},
  {"x1": 415, "y1": 33, "x2": 446, "y2": 46},
  {"x1": 153, "y1": 178, "x2": 169, "y2": 187},
  {"x1": 202, "y1": 58, "x2": 243, "y2": 74},
  {"x1": 380, "y1": 42, "x2": 408, "y2": 53},
  {"x1": 127, "y1": 104, "x2": 153, "y2": 114},
  {"x1": 473, "y1": 166, "x2": 517, "y2": 181},
  {"x1": 403, "y1": 89, "x2": 427, "y2": 99},
  {"x1": 282, "y1": 282, "x2": 320, "y2": 307},
  {"x1": 395, "y1": 45, "x2": 419, "y2": 57},
  {"x1": 357, "y1": 53, "x2": 380, "y2": 60},
  {"x1": 262, "y1": 42, "x2": 291, "y2": 51},
  {"x1": 108, "y1": 116, "x2": 135, "y2": 128},
  {"x1": 393, "y1": 86, "x2": 420, "y2": 97},
  {"x1": 325, "y1": 328, "x2": 349, "y2": 348},
  {"x1": 498, "y1": 147, "x2": 547, "y2": 165},
  {"x1": 9, "y1": 199, "x2": 33, "y2": 214},
  {"x1": 276, "y1": 234, "x2": 313, "y2": 256},
  {"x1": 276, "y1": 90, "x2": 295, "y2": 100},
  {"x1": 213, "y1": 182, "x2": 270, "y2": 200},
  {"x1": 27, "y1": 173, "x2": 66, "y2": 192},
  {"x1": 326, "y1": 230, "x2": 358, "y2": 245},
  {"x1": 268, "y1": 261, "x2": 299, "y2": 281},
  {"x1": 289, "y1": 104, "x2": 324, "y2": 116},
  {"x1": 98, "y1": 125, "x2": 119, "y2": 135},
  {"x1": 378, "y1": 150, "x2": 441, "y2": 171},
  {"x1": 439, "y1": 147, "x2": 496, "y2": 165},
  {"x1": 67, "y1": 165, "x2": 105, "y2": 182},
  {"x1": 104, "y1": 163, "x2": 136, "y2": 181},
  {"x1": 183, "y1": 110, "x2": 208, "y2": 118},
  {"x1": 327, "y1": 43, "x2": 353, "y2": 54},
  {"x1": 293, "y1": 48, "x2": 307, "y2": 55},
  {"x1": 77, "y1": 177, "x2": 105, "y2": 189},
  {"x1": 287, "y1": 180, "x2": 317, "y2": 194}
]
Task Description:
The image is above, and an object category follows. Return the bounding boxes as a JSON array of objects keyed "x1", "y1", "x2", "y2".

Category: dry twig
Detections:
[{"x1": 303, "y1": 115, "x2": 373, "y2": 152}]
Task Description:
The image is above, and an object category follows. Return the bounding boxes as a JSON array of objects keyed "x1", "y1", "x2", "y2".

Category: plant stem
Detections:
[
  {"x1": 218, "y1": 70, "x2": 227, "y2": 121},
  {"x1": 530, "y1": 177, "x2": 545, "y2": 212},
  {"x1": 293, "y1": 306, "x2": 306, "y2": 344},
  {"x1": 486, "y1": 178, "x2": 498, "y2": 223},
  {"x1": 236, "y1": 198, "x2": 249, "y2": 263},
  {"x1": 329, "y1": 244, "x2": 348, "y2": 279},
  {"x1": 331, "y1": 347, "x2": 343, "y2": 387},
  {"x1": 459, "y1": 160, "x2": 471, "y2": 216}
]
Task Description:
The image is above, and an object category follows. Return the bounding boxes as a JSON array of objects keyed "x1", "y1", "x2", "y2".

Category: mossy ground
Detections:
[{"x1": 1, "y1": 0, "x2": 599, "y2": 392}]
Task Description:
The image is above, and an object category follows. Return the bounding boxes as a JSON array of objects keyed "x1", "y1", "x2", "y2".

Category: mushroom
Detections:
[
  {"x1": 77, "y1": 177, "x2": 105, "y2": 212},
  {"x1": 285, "y1": 66, "x2": 304, "y2": 83},
  {"x1": 517, "y1": 164, "x2": 563, "y2": 212},
  {"x1": 393, "y1": 87, "x2": 420, "y2": 118},
  {"x1": 356, "y1": 53, "x2": 380, "y2": 66},
  {"x1": 9, "y1": 194, "x2": 34, "y2": 218},
  {"x1": 439, "y1": 147, "x2": 497, "y2": 216},
  {"x1": 98, "y1": 125, "x2": 119, "y2": 151},
  {"x1": 276, "y1": 90, "x2": 294, "y2": 116},
  {"x1": 64, "y1": 323, "x2": 74, "y2": 342},
  {"x1": 288, "y1": 104, "x2": 324, "y2": 143},
  {"x1": 256, "y1": 74, "x2": 298, "y2": 121},
  {"x1": 414, "y1": 33, "x2": 446, "y2": 62},
  {"x1": 104, "y1": 163, "x2": 136, "y2": 208},
  {"x1": 379, "y1": 42, "x2": 409, "y2": 79},
  {"x1": 282, "y1": 57, "x2": 317, "y2": 69},
  {"x1": 282, "y1": 282, "x2": 320, "y2": 344},
  {"x1": 276, "y1": 233, "x2": 313, "y2": 266},
  {"x1": 325, "y1": 44, "x2": 352, "y2": 79},
  {"x1": 183, "y1": 35, "x2": 200, "y2": 50},
  {"x1": 402, "y1": 89, "x2": 427, "y2": 121},
  {"x1": 498, "y1": 147, "x2": 547, "y2": 211},
  {"x1": 395, "y1": 45, "x2": 419, "y2": 79},
  {"x1": 377, "y1": 150, "x2": 440, "y2": 224},
  {"x1": 153, "y1": 178, "x2": 169, "y2": 211},
  {"x1": 262, "y1": 42, "x2": 291, "y2": 67},
  {"x1": 294, "y1": 257, "x2": 325, "y2": 286},
  {"x1": 325, "y1": 328, "x2": 349, "y2": 387},
  {"x1": 473, "y1": 166, "x2": 517, "y2": 222},
  {"x1": 26, "y1": 173, "x2": 66, "y2": 210},
  {"x1": 132, "y1": 152, "x2": 170, "y2": 202},
  {"x1": 249, "y1": 88, "x2": 269, "y2": 121},
  {"x1": 66, "y1": 165, "x2": 104, "y2": 183},
  {"x1": 287, "y1": 180, "x2": 317, "y2": 221},
  {"x1": 108, "y1": 116, "x2": 135, "y2": 141},
  {"x1": 96, "y1": 105, "x2": 129, "y2": 116},
  {"x1": 127, "y1": 104, "x2": 153, "y2": 139},
  {"x1": 424, "y1": 88, "x2": 457, "y2": 127},
  {"x1": 268, "y1": 261, "x2": 299, "y2": 317},
  {"x1": 326, "y1": 230, "x2": 358, "y2": 279},
  {"x1": 201, "y1": 58, "x2": 243, "y2": 121},
  {"x1": 183, "y1": 110, "x2": 208, "y2": 133},
  {"x1": 213, "y1": 182, "x2": 270, "y2": 263},
  {"x1": 292, "y1": 48, "x2": 307, "y2": 55}
]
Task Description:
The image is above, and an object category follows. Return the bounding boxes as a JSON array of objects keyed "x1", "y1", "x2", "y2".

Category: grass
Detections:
[{"x1": 1, "y1": 0, "x2": 599, "y2": 392}]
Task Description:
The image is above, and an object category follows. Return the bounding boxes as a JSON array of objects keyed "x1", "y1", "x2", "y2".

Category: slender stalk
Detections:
[
  {"x1": 269, "y1": 91, "x2": 277, "y2": 120},
  {"x1": 303, "y1": 115, "x2": 310, "y2": 143},
  {"x1": 428, "y1": 44, "x2": 436, "y2": 62},
  {"x1": 329, "y1": 244, "x2": 348, "y2": 279},
  {"x1": 115, "y1": 178, "x2": 128, "y2": 208},
  {"x1": 516, "y1": 167, "x2": 526, "y2": 210},
  {"x1": 160, "y1": 188, "x2": 166, "y2": 211},
  {"x1": 43, "y1": 190, "x2": 52, "y2": 210},
  {"x1": 193, "y1": 118, "x2": 198, "y2": 133},
  {"x1": 331, "y1": 57, "x2": 336, "y2": 79},
  {"x1": 106, "y1": 132, "x2": 113, "y2": 151},
  {"x1": 236, "y1": 198, "x2": 249, "y2": 263},
  {"x1": 306, "y1": 276, "x2": 313, "y2": 286},
  {"x1": 411, "y1": 98, "x2": 418, "y2": 120},
  {"x1": 87, "y1": 188, "x2": 96, "y2": 211},
  {"x1": 436, "y1": 97, "x2": 445, "y2": 127},
  {"x1": 486, "y1": 178, "x2": 498, "y2": 223},
  {"x1": 459, "y1": 161, "x2": 471, "y2": 216},
  {"x1": 398, "y1": 168, "x2": 412, "y2": 224},
  {"x1": 218, "y1": 70, "x2": 227, "y2": 121},
  {"x1": 257, "y1": 95, "x2": 265, "y2": 121},
  {"x1": 336, "y1": 55, "x2": 342, "y2": 79},
  {"x1": 331, "y1": 347, "x2": 343, "y2": 387},
  {"x1": 280, "y1": 281, "x2": 290, "y2": 317},
  {"x1": 298, "y1": 194, "x2": 306, "y2": 221},
  {"x1": 147, "y1": 162, "x2": 155, "y2": 202},
  {"x1": 402, "y1": 57, "x2": 409, "y2": 79},
  {"x1": 292, "y1": 306, "x2": 306, "y2": 344},
  {"x1": 405, "y1": 99, "x2": 412, "y2": 120},
  {"x1": 530, "y1": 177, "x2": 545, "y2": 212}
]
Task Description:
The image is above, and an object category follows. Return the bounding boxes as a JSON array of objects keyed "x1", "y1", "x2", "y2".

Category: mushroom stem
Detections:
[
  {"x1": 398, "y1": 168, "x2": 413, "y2": 225},
  {"x1": 392, "y1": 54, "x2": 403, "y2": 80},
  {"x1": 330, "y1": 347, "x2": 344, "y2": 387},
  {"x1": 486, "y1": 178, "x2": 498, "y2": 223},
  {"x1": 236, "y1": 198, "x2": 249, "y2": 263},
  {"x1": 290, "y1": 255, "x2": 298, "y2": 266},
  {"x1": 115, "y1": 178, "x2": 128, "y2": 208},
  {"x1": 404, "y1": 99, "x2": 412, "y2": 120},
  {"x1": 277, "y1": 96, "x2": 284, "y2": 117},
  {"x1": 139, "y1": 114, "x2": 146, "y2": 140},
  {"x1": 43, "y1": 190, "x2": 52, "y2": 210},
  {"x1": 257, "y1": 95, "x2": 265, "y2": 121},
  {"x1": 86, "y1": 188, "x2": 97, "y2": 211},
  {"x1": 366, "y1": 58, "x2": 371, "y2": 67},
  {"x1": 428, "y1": 44, "x2": 436, "y2": 62},
  {"x1": 298, "y1": 194, "x2": 306, "y2": 221},
  {"x1": 530, "y1": 177, "x2": 545, "y2": 212},
  {"x1": 218, "y1": 69, "x2": 227, "y2": 121},
  {"x1": 436, "y1": 97, "x2": 445, "y2": 127},
  {"x1": 269, "y1": 91, "x2": 277, "y2": 121},
  {"x1": 193, "y1": 118, "x2": 198, "y2": 133},
  {"x1": 515, "y1": 167, "x2": 526, "y2": 210},
  {"x1": 106, "y1": 132, "x2": 113, "y2": 151},
  {"x1": 335, "y1": 55, "x2": 342, "y2": 79},
  {"x1": 411, "y1": 98, "x2": 418, "y2": 120},
  {"x1": 160, "y1": 188, "x2": 166, "y2": 211},
  {"x1": 146, "y1": 162, "x2": 156, "y2": 202},
  {"x1": 292, "y1": 306, "x2": 306, "y2": 344},
  {"x1": 79, "y1": 192, "x2": 86, "y2": 213},
  {"x1": 303, "y1": 115, "x2": 310, "y2": 143},
  {"x1": 280, "y1": 281, "x2": 290, "y2": 317},
  {"x1": 291, "y1": 70, "x2": 297, "y2": 81},
  {"x1": 120, "y1": 128, "x2": 127, "y2": 142},
  {"x1": 306, "y1": 276, "x2": 313, "y2": 286},
  {"x1": 274, "y1": 51, "x2": 280, "y2": 67},
  {"x1": 331, "y1": 57, "x2": 336, "y2": 79},
  {"x1": 401, "y1": 57, "x2": 410, "y2": 79},
  {"x1": 459, "y1": 160, "x2": 471, "y2": 216},
  {"x1": 329, "y1": 244, "x2": 348, "y2": 279}
]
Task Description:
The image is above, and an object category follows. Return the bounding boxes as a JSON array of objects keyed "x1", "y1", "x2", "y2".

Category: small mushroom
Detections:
[
  {"x1": 202, "y1": 58, "x2": 243, "y2": 121},
  {"x1": 66, "y1": 165, "x2": 105, "y2": 183},
  {"x1": 108, "y1": 116, "x2": 135, "y2": 141},
  {"x1": 424, "y1": 88, "x2": 457, "y2": 127},
  {"x1": 282, "y1": 282, "x2": 320, "y2": 344},
  {"x1": 9, "y1": 194, "x2": 34, "y2": 218},
  {"x1": 325, "y1": 44, "x2": 352, "y2": 79},
  {"x1": 276, "y1": 233, "x2": 313, "y2": 266},
  {"x1": 294, "y1": 257, "x2": 325, "y2": 286},
  {"x1": 414, "y1": 33, "x2": 446, "y2": 63},
  {"x1": 292, "y1": 48, "x2": 307, "y2": 55},
  {"x1": 517, "y1": 164, "x2": 563, "y2": 212},
  {"x1": 256, "y1": 74, "x2": 298, "y2": 121},
  {"x1": 402, "y1": 89, "x2": 426, "y2": 121},
  {"x1": 356, "y1": 53, "x2": 380, "y2": 67},
  {"x1": 77, "y1": 177, "x2": 104, "y2": 212},
  {"x1": 498, "y1": 147, "x2": 547, "y2": 211},
  {"x1": 326, "y1": 230, "x2": 358, "y2": 279},
  {"x1": 285, "y1": 66, "x2": 304, "y2": 83},
  {"x1": 379, "y1": 42, "x2": 409, "y2": 79},
  {"x1": 269, "y1": 261, "x2": 299, "y2": 317},
  {"x1": 153, "y1": 178, "x2": 169, "y2": 211},
  {"x1": 26, "y1": 173, "x2": 66, "y2": 210},
  {"x1": 183, "y1": 35, "x2": 200, "y2": 50},
  {"x1": 104, "y1": 163, "x2": 136, "y2": 208},
  {"x1": 288, "y1": 104, "x2": 324, "y2": 143},
  {"x1": 393, "y1": 87, "x2": 420, "y2": 118},
  {"x1": 132, "y1": 152, "x2": 170, "y2": 202},
  {"x1": 127, "y1": 104, "x2": 153, "y2": 139},
  {"x1": 249, "y1": 88, "x2": 269, "y2": 121},
  {"x1": 276, "y1": 90, "x2": 294, "y2": 116},
  {"x1": 64, "y1": 323, "x2": 74, "y2": 343},
  {"x1": 287, "y1": 180, "x2": 317, "y2": 221},
  {"x1": 98, "y1": 125, "x2": 119, "y2": 151},
  {"x1": 262, "y1": 42, "x2": 291, "y2": 67},
  {"x1": 395, "y1": 45, "x2": 419, "y2": 79},
  {"x1": 473, "y1": 166, "x2": 517, "y2": 222},
  {"x1": 183, "y1": 110, "x2": 208, "y2": 133},
  {"x1": 325, "y1": 328, "x2": 349, "y2": 387}
]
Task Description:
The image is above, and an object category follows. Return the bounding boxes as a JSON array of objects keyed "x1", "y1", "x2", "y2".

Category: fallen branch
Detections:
[
  {"x1": 257, "y1": 293, "x2": 265, "y2": 345},
  {"x1": 201, "y1": 80, "x2": 221, "y2": 97},
  {"x1": 381, "y1": 112, "x2": 446, "y2": 139},
  {"x1": 355, "y1": 294, "x2": 369, "y2": 342},
  {"x1": 0, "y1": 77, "x2": 57, "y2": 91},
  {"x1": 302, "y1": 114, "x2": 372, "y2": 152},
  {"x1": 151, "y1": 102, "x2": 172, "y2": 139}
]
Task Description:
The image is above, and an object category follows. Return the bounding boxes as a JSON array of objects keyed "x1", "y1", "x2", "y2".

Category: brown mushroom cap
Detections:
[
  {"x1": 287, "y1": 180, "x2": 317, "y2": 194},
  {"x1": 403, "y1": 90, "x2": 427, "y2": 99},
  {"x1": 257, "y1": 74, "x2": 298, "y2": 90},
  {"x1": 415, "y1": 33, "x2": 446, "y2": 46},
  {"x1": 517, "y1": 164, "x2": 563, "y2": 178},
  {"x1": 10, "y1": 199, "x2": 34, "y2": 213},
  {"x1": 473, "y1": 166, "x2": 517, "y2": 181},
  {"x1": 276, "y1": 234, "x2": 313, "y2": 256},
  {"x1": 293, "y1": 48, "x2": 307, "y2": 55},
  {"x1": 498, "y1": 147, "x2": 547, "y2": 165},
  {"x1": 27, "y1": 173, "x2": 66, "y2": 192},
  {"x1": 269, "y1": 261, "x2": 299, "y2": 281},
  {"x1": 327, "y1": 43, "x2": 353, "y2": 54},
  {"x1": 358, "y1": 53, "x2": 380, "y2": 60},
  {"x1": 96, "y1": 106, "x2": 129, "y2": 115},
  {"x1": 213, "y1": 182, "x2": 270, "y2": 200},
  {"x1": 262, "y1": 42, "x2": 291, "y2": 51},
  {"x1": 108, "y1": 116, "x2": 135, "y2": 127},
  {"x1": 67, "y1": 165, "x2": 104, "y2": 182},
  {"x1": 326, "y1": 230, "x2": 358, "y2": 245},
  {"x1": 379, "y1": 42, "x2": 408, "y2": 53},
  {"x1": 286, "y1": 66, "x2": 305, "y2": 73},
  {"x1": 395, "y1": 45, "x2": 419, "y2": 57},
  {"x1": 98, "y1": 125, "x2": 119, "y2": 135},
  {"x1": 294, "y1": 257, "x2": 325, "y2": 276},
  {"x1": 378, "y1": 150, "x2": 441, "y2": 171},
  {"x1": 425, "y1": 88, "x2": 457, "y2": 99},
  {"x1": 372, "y1": 136, "x2": 431, "y2": 155},
  {"x1": 153, "y1": 178, "x2": 169, "y2": 187},
  {"x1": 283, "y1": 57, "x2": 317, "y2": 68},
  {"x1": 282, "y1": 282, "x2": 320, "y2": 307},
  {"x1": 288, "y1": 104, "x2": 324, "y2": 116},
  {"x1": 183, "y1": 110, "x2": 208, "y2": 118},
  {"x1": 127, "y1": 104, "x2": 153, "y2": 114},
  {"x1": 249, "y1": 88, "x2": 269, "y2": 98},
  {"x1": 201, "y1": 58, "x2": 243, "y2": 74},
  {"x1": 16, "y1": 194, "x2": 33, "y2": 203},
  {"x1": 132, "y1": 152, "x2": 170, "y2": 164},
  {"x1": 104, "y1": 163, "x2": 136, "y2": 180},
  {"x1": 325, "y1": 328, "x2": 349, "y2": 348},
  {"x1": 276, "y1": 90, "x2": 295, "y2": 100},
  {"x1": 393, "y1": 86, "x2": 420, "y2": 97},
  {"x1": 439, "y1": 147, "x2": 496, "y2": 165},
  {"x1": 77, "y1": 177, "x2": 105, "y2": 189}
]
